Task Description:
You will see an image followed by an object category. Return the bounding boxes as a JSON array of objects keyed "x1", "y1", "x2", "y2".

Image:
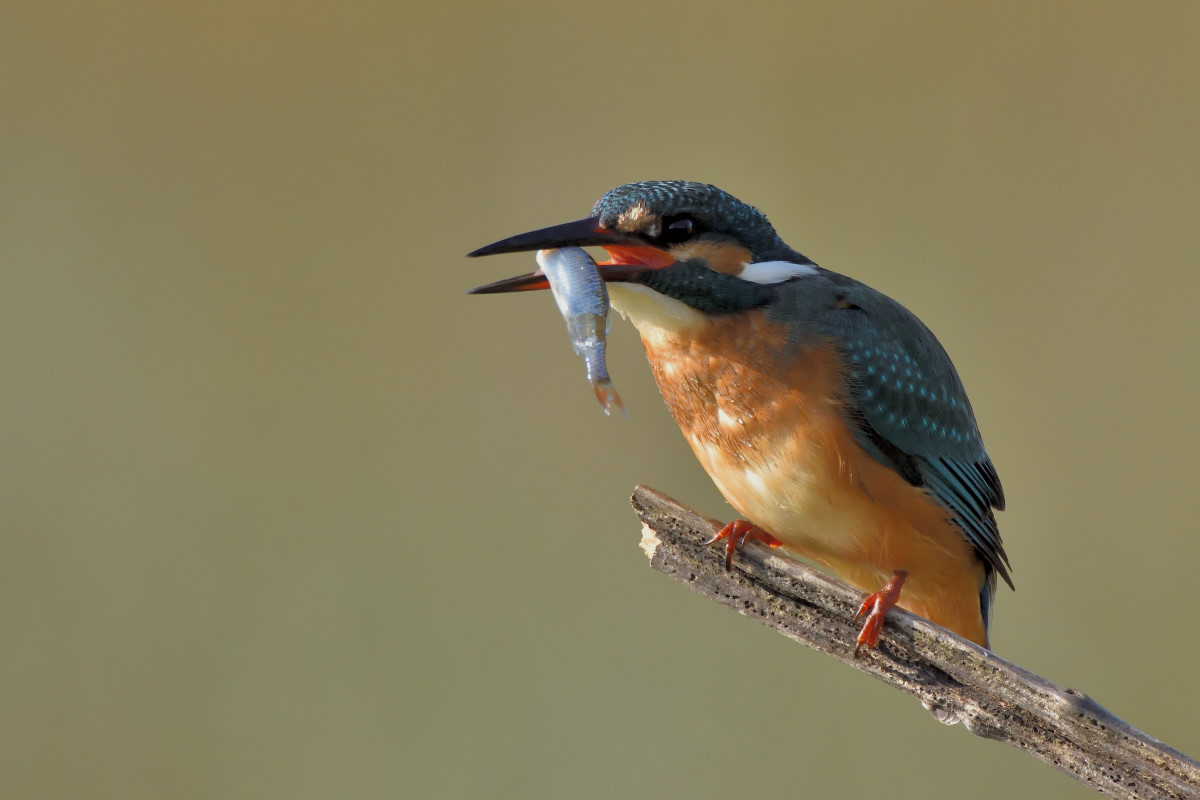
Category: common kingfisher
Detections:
[{"x1": 468, "y1": 181, "x2": 1011, "y2": 651}]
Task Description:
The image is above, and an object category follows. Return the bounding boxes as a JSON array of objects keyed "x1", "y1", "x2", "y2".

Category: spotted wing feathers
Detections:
[
  {"x1": 831, "y1": 285, "x2": 1012, "y2": 589},
  {"x1": 771, "y1": 275, "x2": 1012, "y2": 590}
]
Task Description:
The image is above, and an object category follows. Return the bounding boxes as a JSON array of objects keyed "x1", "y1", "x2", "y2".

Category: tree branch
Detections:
[{"x1": 631, "y1": 485, "x2": 1200, "y2": 800}]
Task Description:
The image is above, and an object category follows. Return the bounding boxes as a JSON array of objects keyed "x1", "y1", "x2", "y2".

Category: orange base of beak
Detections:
[{"x1": 598, "y1": 245, "x2": 675, "y2": 269}]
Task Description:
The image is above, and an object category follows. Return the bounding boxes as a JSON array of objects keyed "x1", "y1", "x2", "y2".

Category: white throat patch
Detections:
[{"x1": 738, "y1": 260, "x2": 818, "y2": 285}]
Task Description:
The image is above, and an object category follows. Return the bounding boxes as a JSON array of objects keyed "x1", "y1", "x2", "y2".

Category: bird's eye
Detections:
[{"x1": 661, "y1": 215, "x2": 695, "y2": 244}]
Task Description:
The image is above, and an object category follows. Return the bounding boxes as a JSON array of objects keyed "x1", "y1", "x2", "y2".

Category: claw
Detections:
[
  {"x1": 854, "y1": 570, "x2": 908, "y2": 656},
  {"x1": 704, "y1": 519, "x2": 782, "y2": 570}
]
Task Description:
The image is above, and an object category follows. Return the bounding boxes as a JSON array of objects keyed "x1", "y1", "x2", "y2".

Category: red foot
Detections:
[
  {"x1": 703, "y1": 519, "x2": 782, "y2": 571},
  {"x1": 854, "y1": 570, "x2": 908, "y2": 656}
]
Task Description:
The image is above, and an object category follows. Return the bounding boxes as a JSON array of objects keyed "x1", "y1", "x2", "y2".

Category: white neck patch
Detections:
[{"x1": 738, "y1": 260, "x2": 818, "y2": 285}]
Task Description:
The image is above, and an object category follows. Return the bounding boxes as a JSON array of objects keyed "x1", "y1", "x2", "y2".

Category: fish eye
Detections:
[{"x1": 660, "y1": 215, "x2": 695, "y2": 244}]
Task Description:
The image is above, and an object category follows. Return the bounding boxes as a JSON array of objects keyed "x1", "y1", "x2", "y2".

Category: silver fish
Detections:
[{"x1": 536, "y1": 247, "x2": 625, "y2": 416}]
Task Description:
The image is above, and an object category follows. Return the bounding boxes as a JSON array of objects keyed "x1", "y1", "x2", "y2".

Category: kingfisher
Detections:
[{"x1": 468, "y1": 181, "x2": 1011, "y2": 651}]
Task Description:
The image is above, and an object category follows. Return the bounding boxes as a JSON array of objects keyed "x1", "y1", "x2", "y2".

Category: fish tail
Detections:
[{"x1": 592, "y1": 378, "x2": 626, "y2": 417}]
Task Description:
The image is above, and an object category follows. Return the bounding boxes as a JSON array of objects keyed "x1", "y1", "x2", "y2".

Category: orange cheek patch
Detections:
[{"x1": 671, "y1": 241, "x2": 752, "y2": 276}]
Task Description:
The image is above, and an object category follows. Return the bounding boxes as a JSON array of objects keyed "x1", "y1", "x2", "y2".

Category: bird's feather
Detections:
[{"x1": 769, "y1": 272, "x2": 1013, "y2": 592}]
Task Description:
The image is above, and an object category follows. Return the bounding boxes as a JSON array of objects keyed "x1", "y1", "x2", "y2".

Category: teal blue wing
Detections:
[{"x1": 820, "y1": 283, "x2": 1013, "y2": 592}]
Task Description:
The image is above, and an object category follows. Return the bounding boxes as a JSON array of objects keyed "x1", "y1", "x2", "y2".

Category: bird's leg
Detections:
[
  {"x1": 704, "y1": 519, "x2": 782, "y2": 571},
  {"x1": 854, "y1": 570, "x2": 908, "y2": 656}
]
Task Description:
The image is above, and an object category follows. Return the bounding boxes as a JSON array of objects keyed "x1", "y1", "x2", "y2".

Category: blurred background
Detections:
[{"x1": 2, "y1": 2, "x2": 1198, "y2": 798}]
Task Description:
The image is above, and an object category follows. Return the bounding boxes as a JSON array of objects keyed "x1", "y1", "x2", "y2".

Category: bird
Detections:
[{"x1": 467, "y1": 180, "x2": 1011, "y2": 651}]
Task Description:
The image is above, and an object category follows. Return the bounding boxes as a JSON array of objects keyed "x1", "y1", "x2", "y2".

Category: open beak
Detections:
[{"x1": 466, "y1": 216, "x2": 674, "y2": 294}]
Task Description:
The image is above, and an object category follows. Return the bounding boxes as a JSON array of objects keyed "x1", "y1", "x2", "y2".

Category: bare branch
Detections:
[{"x1": 632, "y1": 485, "x2": 1200, "y2": 800}]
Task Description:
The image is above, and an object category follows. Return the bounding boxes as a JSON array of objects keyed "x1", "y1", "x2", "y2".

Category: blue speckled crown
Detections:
[{"x1": 590, "y1": 181, "x2": 805, "y2": 263}]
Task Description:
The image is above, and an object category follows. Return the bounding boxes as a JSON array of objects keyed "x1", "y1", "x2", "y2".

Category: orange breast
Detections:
[{"x1": 640, "y1": 310, "x2": 989, "y2": 646}]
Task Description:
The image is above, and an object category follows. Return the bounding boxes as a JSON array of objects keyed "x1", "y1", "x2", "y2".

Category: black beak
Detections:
[
  {"x1": 467, "y1": 217, "x2": 673, "y2": 294},
  {"x1": 467, "y1": 217, "x2": 641, "y2": 258}
]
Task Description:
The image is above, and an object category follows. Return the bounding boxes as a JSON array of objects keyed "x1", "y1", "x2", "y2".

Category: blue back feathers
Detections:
[{"x1": 768, "y1": 271, "x2": 1013, "y2": 628}]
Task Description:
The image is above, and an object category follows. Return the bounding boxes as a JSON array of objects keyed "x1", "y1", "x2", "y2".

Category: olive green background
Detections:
[{"x1": 3, "y1": 2, "x2": 1198, "y2": 798}]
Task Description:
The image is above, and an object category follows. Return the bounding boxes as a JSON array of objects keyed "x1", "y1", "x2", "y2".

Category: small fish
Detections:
[{"x1": 536, "y1": 247, "x2": 625, "y2": 416}]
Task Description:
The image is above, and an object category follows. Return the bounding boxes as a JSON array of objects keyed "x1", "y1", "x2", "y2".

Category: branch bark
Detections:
[{"x1": 631, "y1": 485, "x2": 1200, "y2": 800}]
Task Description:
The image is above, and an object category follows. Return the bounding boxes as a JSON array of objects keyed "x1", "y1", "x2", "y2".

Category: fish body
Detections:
[{"x1": 535, "y1": 247, "x2": 625, "y2": 415}]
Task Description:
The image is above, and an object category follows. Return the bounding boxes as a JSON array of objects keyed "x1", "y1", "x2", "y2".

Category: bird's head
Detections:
[{"x1": 468, "y1": 181, "x2": 817, "y2": 313}]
